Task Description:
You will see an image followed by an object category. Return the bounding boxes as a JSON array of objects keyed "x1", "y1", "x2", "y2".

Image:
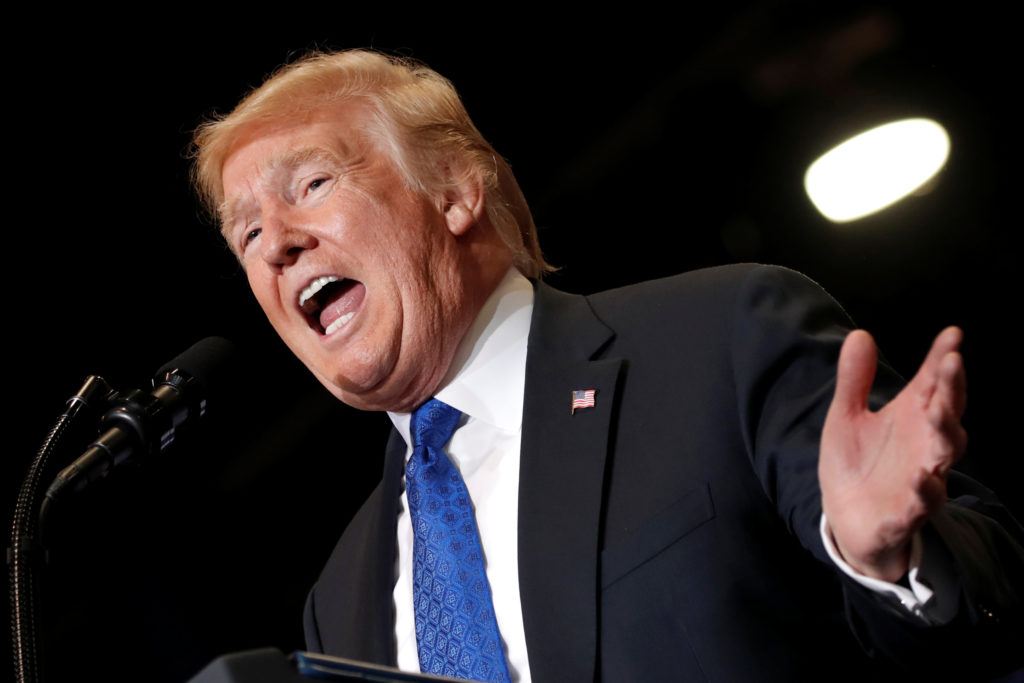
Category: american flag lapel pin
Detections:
[{"x1": 571, "y1": 389, "x2": 596, "y2": 414}]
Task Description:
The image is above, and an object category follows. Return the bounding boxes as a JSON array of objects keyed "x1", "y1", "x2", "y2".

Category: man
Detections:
[{"x1": 192, "y1": 50, "x2": 1022, "y2": 681}]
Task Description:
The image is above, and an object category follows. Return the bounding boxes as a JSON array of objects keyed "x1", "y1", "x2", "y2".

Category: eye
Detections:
[
  {"x1": 242, "y1": 226, "x2": 261, "y2": 249},
  {"x1": 304, "y1": 176, "x2": 332, "y2": 196}
]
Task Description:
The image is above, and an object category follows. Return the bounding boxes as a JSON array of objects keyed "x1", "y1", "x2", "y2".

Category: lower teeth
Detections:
[{"x1": 324, "y1": 311, "x2": 355, "y2": 335}]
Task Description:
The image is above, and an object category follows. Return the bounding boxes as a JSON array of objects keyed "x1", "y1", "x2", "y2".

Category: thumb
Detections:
[{"x1": 833, "y1": 330, "x2": 878, "y2": 417}]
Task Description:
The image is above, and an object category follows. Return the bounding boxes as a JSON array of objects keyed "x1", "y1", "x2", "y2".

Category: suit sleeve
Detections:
[{"x1": 729, "y1": 265, "x2": 1024, "y2": 676}]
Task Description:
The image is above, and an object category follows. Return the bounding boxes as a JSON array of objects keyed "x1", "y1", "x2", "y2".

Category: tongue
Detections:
[{"x1": 319, "y1": 281, "x2": 366, "y2": 332}]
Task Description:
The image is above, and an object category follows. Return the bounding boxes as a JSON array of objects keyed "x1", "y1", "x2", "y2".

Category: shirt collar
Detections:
[{"x1": 388, "y1": 267, "x2": 534, "y2": 443}]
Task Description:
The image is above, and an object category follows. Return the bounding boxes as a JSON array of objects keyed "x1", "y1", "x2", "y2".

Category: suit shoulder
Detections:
[
  {"x1": 585, "y1": 263, "x2": 839, "y2": 327},
  {"x1": 588, "y1": 263, "x2": 824, "y2": 302}
]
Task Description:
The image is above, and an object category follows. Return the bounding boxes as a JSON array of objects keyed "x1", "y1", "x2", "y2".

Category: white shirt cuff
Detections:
[{"x1": 820, "y1": 514, "x2": 940, "y2": 622}]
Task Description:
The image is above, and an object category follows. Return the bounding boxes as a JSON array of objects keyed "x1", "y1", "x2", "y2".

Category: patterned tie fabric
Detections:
[{"x1": 406, "y1": 398, "x2": 511, "y2": 682}]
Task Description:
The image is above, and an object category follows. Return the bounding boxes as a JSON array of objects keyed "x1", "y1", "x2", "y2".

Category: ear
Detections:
[{"x1": 442, "y1": 164, "x2": 486, "y2": 237}]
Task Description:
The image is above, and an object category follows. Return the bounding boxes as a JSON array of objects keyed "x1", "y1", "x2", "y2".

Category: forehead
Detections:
[
  {"x1": 218, "y1": 105, "x2": 374, "y2": 216},
  {"x1": 225, "y1": 105, "x2": 368, "y2": 178}
]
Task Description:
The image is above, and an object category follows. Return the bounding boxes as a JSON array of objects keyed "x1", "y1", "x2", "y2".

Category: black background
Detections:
[{"x1": 5, "y1": 4, "x2": 1020, "y2": 681}]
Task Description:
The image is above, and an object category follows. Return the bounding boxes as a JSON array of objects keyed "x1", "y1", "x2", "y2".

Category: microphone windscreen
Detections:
[{"x1": 154, "y1": 336, "x2": 239, "y2": 397}]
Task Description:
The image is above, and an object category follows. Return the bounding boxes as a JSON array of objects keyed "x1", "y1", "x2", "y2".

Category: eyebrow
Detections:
[{"x1": 218, "y1": 146, "x2": 344, "y2": 234}]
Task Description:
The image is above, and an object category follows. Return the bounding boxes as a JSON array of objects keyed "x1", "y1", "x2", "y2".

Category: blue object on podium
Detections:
[{"x1": 189, "y1": 649, "x2": 459, "y2": 682}]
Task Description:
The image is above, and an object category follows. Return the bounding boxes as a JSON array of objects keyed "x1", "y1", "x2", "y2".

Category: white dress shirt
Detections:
[
  {"x1": 386, "y1": 268, "x2": 949, "y2": 681},
  {"x1": 388, "y1": 268, "x2": 535, "y2": 682}
]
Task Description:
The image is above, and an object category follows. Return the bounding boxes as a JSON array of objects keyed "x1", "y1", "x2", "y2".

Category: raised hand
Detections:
[{"x1": 819, "y1": 327, "x2": 968, "y2": 581}]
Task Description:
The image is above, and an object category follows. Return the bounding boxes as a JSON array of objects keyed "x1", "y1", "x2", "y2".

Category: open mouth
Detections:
[{"x1": 298, "y1": 275, "x2": 364, "y2": 335}]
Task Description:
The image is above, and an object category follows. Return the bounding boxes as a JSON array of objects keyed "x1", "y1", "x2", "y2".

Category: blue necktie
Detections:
[{"x1": 406, "y1": 398, "x2": 511, "y2": 682}]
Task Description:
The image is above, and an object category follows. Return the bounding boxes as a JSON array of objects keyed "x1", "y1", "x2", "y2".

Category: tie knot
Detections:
[{"x1": 411, "y1": 398, "x2": 462, "y2": 451}]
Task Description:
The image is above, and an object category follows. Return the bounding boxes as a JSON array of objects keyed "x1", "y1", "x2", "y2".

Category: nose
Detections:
[{"x1": 260, "y1": 206, "x2": 317, "y2": 269}]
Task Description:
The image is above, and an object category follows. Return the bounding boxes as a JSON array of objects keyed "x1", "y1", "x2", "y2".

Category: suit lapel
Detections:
[
  {"x1": 518, "y1": 281, "x2": 622, "y2": 682},
  {"x1": 336, "y1": 428, "x2": 405, "y2": 665},
  {"x1": 372, "y1": 430, "x2": 407, "y2": 664}
]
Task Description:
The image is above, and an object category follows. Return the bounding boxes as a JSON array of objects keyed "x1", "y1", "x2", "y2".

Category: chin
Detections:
[
  {"x1": 341, "y1": 368, "x2": 442, "y2": 413},
  {"x1": 311, "y1": 367, "x2": 409, "y2": 413}
]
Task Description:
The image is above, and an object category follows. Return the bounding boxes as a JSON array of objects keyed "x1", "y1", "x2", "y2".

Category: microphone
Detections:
[{"x1": 46, "y1": 337, "x2": 237, "y2": 500}]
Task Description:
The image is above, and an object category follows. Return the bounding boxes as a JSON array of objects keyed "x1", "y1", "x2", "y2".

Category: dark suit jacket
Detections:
[{"x1": 304, "y1": 264, "x2": 1023, "y2": 681}]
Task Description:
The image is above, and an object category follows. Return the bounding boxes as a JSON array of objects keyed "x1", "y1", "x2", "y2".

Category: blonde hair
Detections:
[{"x1": 191, "y1": 49, "x2": 550, "y2": 278}]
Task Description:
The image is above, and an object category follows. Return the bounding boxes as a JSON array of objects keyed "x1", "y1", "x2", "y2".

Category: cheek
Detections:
[
  {"x1": 312, "y1": 328, "x2": 403, "y2": 401},
  {"x1": 246, "y1": 271, "x2": 288, "y2": 325}
]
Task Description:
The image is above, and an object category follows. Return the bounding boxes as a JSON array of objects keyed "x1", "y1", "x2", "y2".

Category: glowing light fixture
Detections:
[{"x1": 804, "y1": 118, "x2": 950, "y2": 223}]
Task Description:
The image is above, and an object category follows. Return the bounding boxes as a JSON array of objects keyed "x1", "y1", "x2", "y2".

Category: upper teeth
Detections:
[{"x1": 299, "y1": 275, "x2": 339, "y2": 308}]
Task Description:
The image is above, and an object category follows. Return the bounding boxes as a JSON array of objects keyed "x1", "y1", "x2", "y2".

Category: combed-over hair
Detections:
[{"x1": 191, "y1": 49, "x2": 550, "y2": 278}]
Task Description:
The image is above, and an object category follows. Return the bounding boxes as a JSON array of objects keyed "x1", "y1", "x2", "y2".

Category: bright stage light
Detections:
[{"x1": 804, "y1": 118, "x2": 950, "y2": 223}]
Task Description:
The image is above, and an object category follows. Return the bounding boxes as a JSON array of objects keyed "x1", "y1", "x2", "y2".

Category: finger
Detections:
[
  {"x1": 833, "y1": 329, "x2": 878, "y2": 417},
  {"x1": 926, "y1": 351, "x2": 966, "y2": 420},
  {"x1": 932, "y1": 325, "x2": 964, "y2": 355},
  {"x1": 939, "y1": 349, "x2": 967, "y2": 418},
  {"x1": 924, "y1": 411, "x2": 968, "y2": 473},
  {"x1": 914, "y1": 467, "x2": 949, "y2": 517},
  {"x1": 947, "y1": 422, "x2": 968, "y2": 467},
  {"x1": 928, "y1": 383, "x2": 968, "y2": 459},
  {"x1": 913, "y1": 327, "x2": 964, "y2": 397}
]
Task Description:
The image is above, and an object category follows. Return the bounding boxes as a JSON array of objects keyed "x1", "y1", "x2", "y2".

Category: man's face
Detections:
[{"x1": 220, "y1": 104, "x2": 473, "y2": 412}]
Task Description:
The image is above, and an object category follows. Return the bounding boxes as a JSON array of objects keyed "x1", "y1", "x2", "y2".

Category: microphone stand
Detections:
[
  {"x1": 9, "y1": 338, "x2": 235, "y2": 683},
  {"x1": 7, "y1": 376, "x2": 116, "y2": 683}
]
